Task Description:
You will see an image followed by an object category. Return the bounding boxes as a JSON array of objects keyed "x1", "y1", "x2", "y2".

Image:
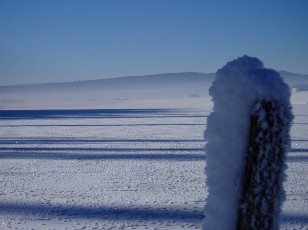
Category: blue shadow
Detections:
[
  {"x1": 281, "y1": 213, "x2": 308, "y2": 224},
  {"x1": 0, "y1": 202, "x2": 204, "y2": 221},
  {"x1": 0, "y1": 109, "x2": 207, "y2": 120}
]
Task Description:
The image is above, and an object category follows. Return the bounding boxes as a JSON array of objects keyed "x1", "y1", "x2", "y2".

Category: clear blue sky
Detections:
[{"x1": 0, "y1": 0, "x2": 307, "y2": 85}]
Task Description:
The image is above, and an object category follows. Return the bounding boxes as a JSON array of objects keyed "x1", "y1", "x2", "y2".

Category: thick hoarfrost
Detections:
[
  {"x1": 203, "y1": 55, "x2": 293, "y2": 229},
  {"x1": 240, "y1": 100, "x2": 293, "y2": 229}
]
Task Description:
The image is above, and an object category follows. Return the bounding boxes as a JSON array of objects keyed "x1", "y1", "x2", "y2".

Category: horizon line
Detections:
[{"x1": 1, "y1": 70, "x2": 307, "y2": 87}]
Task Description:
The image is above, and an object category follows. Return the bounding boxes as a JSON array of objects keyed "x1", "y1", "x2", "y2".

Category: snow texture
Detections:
[
  {"x1": 203, "y1": 55, "x2": 293, "y2": 229},
  {"x1": 0, "y1": 94, "x2": 307, "y2": 229}
]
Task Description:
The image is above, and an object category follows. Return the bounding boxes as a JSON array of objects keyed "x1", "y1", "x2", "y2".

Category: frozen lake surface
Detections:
[{"x1": 0, "y1": 103, "x2": 307, "y2": 229}]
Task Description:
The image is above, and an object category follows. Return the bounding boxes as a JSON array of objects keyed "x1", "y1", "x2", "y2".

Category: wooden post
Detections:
[{"x1": 237, "y1": 100, "x2": 286, "y2": 230}]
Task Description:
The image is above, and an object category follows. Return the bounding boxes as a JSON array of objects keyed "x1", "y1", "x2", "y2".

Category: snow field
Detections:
[
  {"x1": 0, "y1": 109, "x2": 207, "y2": 229},
  {"x1": 0, "y1": 102, "x2": 307, "y2": 229},
  {"x1": 281, "y1": 104, "x2": 308, "y2": 230}
]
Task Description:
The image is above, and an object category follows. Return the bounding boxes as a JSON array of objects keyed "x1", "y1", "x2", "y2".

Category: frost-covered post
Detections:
[
  {"x1": 237, "y1": 100, "x2": 292, "y2": 229},
  {"x1": 203, "y1": 56, "x2": 293, "y2": 230}
]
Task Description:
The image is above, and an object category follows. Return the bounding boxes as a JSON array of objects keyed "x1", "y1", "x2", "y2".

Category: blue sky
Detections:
[{"x1": 0, "y1": 0, "x2": 307, "y2": 85}]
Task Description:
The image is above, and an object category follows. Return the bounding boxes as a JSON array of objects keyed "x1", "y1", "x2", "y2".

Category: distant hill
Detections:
[
  {"x1": 0, "y1": 71, "x2": 307, "y2": 110},
  {"x1": 1, "y1": 71, "x2": 307, "y2": 93},
  {"x1": 0, "y1": 72, "x2": 215, "y2": 109},
  {"x1": 0, "y1": 72, "x2": 215, "y2": 93},
  {"x1": 279, "y1": 71, "x2": 308, "y2": 86}
]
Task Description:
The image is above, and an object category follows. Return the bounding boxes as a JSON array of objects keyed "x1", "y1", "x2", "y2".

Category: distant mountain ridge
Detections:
[
  {"x1": 0, "y1": 71, "x2": 307, "y2": 93},
  {"x1": 279, "y1": 71, "x2": 308, "y2": 86},
  {"x1": 1, "y1": 71, "x2": 307, "y2": 110},
  {"x1": 0, "y1": 72, "x2": 215, "y2": 93}
]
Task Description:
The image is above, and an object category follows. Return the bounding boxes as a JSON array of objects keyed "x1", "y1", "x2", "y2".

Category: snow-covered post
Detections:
[
  {"x1": 203, "y1": 56, "x2": 293, "y2": 230},
  {"x1": 237, "y1": 100, "x2": 292, "y2": 229}
]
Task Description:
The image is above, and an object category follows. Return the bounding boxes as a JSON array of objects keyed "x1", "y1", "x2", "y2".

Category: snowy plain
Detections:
[{"x1": 0, "y1": 93, "x2": 307, "y2": 229}]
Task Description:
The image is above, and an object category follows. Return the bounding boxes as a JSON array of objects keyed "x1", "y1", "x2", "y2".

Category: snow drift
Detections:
[{"x1": 203, "y1": 55, "x2": 293, "y2": 229}]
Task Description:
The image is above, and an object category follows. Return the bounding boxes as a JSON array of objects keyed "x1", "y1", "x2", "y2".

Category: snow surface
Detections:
[
  {"x1": 203, "y1": 56, "x2": 293, "y2": 229},
  {"x1": 0, "y1": 108, "x2": 207, "y2": 229},
  {"x1": 0, "y1": 91, "x2": 307, "y2": 229}
]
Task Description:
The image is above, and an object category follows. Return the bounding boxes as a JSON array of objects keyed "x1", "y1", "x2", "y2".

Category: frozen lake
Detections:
[{"x1": 0, "y1": 102, "x2": 307, "y2": 229}]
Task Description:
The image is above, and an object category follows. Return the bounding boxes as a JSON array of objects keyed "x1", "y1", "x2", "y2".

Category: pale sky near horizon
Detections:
[{"x1": 0, "y1": 0, "x2": 307, "y2": 85}]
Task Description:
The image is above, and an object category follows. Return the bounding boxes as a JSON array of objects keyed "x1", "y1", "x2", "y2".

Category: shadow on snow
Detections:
[
  {"x1": 0, "y1": 138, "x2": 204, "y2": 144},
  {"x1": 0, "y1": 153, "x2": 205, "y2": 161},
  {"x1": 0, "y1": 202, "x2": 306, "y2": 224},
  {"x1": 281, "y1": 213, "x2": 308, "y2": 224},
  {"x1": 0, "y1": 202, "x2": 204, "y2": 221},
  {"x1": 0, "y1": 109, "x2": 207, "y2": 120},
  {"x1": 0, "y1": 123, "x2": 205, "y2": 127}
]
